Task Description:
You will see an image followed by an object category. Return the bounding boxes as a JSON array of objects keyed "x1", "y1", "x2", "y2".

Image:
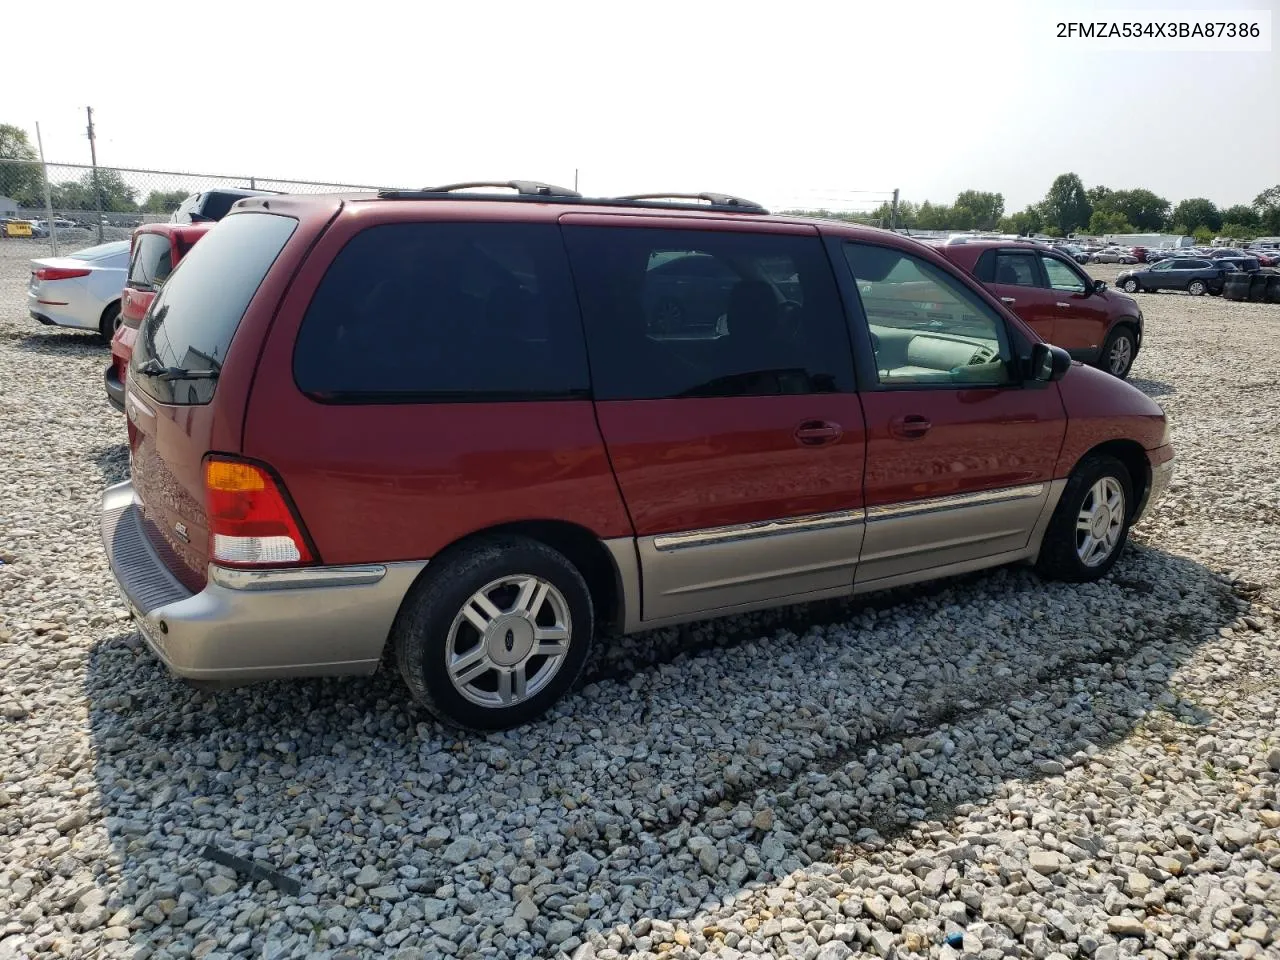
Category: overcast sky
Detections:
[{"x1": 9, "y1": 0, "x2": 1277, "y2": 214}]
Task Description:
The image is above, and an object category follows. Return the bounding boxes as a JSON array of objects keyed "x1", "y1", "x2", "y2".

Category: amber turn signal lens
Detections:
[{"x1": 205, "y1": 460, "x2": 267, "y2": 493}]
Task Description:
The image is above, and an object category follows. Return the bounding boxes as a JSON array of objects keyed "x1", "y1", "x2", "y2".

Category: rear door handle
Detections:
[
  {"x1": 1056, "y1": 301, "x2": 1071, "y2": 308},
  {"x1": 1000, "y1": 296, "x2": 1016, "y2": 304},
  {"x1": 889, "y1": 414, "x2": 932, "y2": 439},
  {"x1": 794, "y1": 420, "x2": 843, "y2": 445}
]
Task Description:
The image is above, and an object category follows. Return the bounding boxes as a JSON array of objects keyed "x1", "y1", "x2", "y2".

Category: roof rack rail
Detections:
[
  {"x1": 378, "y1": 180, "x2": 582, "y2": 200},
  {"x1": 614, "y1": 192, "x2": 768, "y2": 214}
]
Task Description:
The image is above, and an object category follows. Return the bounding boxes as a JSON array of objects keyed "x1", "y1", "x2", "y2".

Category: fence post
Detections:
[
  {"x1": 86, "y1": 107, "x2": 104, "y2": 244},
  {"x1": 250, "y1": 177, "x2": 256, "y2": 189},
  {"x1": 35, "y1": 121, "x2": 58, "y2": 257},
  {"x1": 891, "y1": 188, "x2": 900, "y2": 231}
]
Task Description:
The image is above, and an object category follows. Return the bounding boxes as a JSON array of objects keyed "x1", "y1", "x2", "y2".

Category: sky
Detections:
[{"x1": 6, "y1": 0, "x2": 1277, "y2": 216}]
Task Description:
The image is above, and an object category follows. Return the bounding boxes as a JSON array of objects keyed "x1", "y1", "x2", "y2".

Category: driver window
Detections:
[
  {"x1": 844, "y1": 242, "x2": 1013, "y2": 387},
  {"x1": 1040, "y1": 256, "x2": 1087, "y2": 292}
]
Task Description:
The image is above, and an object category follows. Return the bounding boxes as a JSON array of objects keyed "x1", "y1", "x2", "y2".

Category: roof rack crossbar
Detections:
[{"x1": 614, "y1": 192, "x2": 768, "y2": 214}]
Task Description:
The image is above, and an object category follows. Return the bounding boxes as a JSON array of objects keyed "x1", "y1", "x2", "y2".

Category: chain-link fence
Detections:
[{"x1": 0, "y1": 158, "x2": 404, "y2": 251}]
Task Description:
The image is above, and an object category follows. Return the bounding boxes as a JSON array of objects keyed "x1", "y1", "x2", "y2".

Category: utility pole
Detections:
[
  {"x1": 890, "y1": 188, "x2": 900, "y2": 231},
  {"x1": 86, "y1": 106, "x2": 103, "y2": 243},
  {"x1": 574, "y1": 168, "x2": 579, "y2": 193}
]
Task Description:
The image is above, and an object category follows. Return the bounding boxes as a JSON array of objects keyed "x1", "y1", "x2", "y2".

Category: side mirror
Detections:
[
  {"x1": 1030, "y1": 343, "x2": 1072, "y2": 383},
  {"x1": 1093, "y1": 279, "x2": 1108, "y2": 293}
]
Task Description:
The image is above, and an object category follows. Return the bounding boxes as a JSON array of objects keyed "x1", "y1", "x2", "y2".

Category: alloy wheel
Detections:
[
  {"x1": 1108, "y1": 335, "x2": 1133, "y2": 376},
  {"x1": 1075, "y1": 477, "x2": 1125, "y2": 567},
  {"x1": 445, "y1": 575, "x2": 572, "y2": 708}
]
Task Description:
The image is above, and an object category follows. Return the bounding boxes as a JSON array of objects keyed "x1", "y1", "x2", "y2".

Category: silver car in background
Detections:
[{"x1": 26, "y1": 240, "x2": 130, "y2": 339}]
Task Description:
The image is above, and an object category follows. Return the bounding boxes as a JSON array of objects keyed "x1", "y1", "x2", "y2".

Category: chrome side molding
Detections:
[
  {"x1": 652, "y1": 510, "x2": 864, "y2": 553},
  {"x1": 865, "y1": 483, "x2": 1046, "y2": 522}
]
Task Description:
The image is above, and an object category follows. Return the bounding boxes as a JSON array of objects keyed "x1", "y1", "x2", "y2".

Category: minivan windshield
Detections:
[{"x1": 131, "y1": 212, "x2": 297, "y2": 405}]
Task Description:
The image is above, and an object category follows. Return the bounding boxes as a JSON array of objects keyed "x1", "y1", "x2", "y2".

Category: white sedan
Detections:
[{"x1": 27, "y1": 240, "x2": 130, "y2": 339}]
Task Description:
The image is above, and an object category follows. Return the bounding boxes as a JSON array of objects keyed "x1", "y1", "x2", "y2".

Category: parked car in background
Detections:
[
  {"x1": 937, "y1": 239, "x2": 1144, "y2": 378},
  {"x1": 105, "y1": 221, "x2": 214, "y2": 412},
  {"x1": 1053, "y1": 243, "x2": 1090, "y2": 264},
  {"x1": 1214, "y1": 256, "x2": 1262, "y2": 274},
  {"x1": 1130, "y1": 246, "x2": 1149, "y2": 263},
  {"x1": 1250, "y1": 250, "x2": 1279, "y2": 267},
  {"x1": 1091, "y1": 247, "x2": 1139, "y2": 264},
  {"x1": 1207, "y1": 248, "x2": 1248, "y2": 260},
  {"x1": 102, "y1": 183, "x2": 1173, "y2": 729},
  {"x1": 1115, "y1": 258, "x2": 1234, "y2": 296},
  {"x1": 169, "y1": 187, "x2": 279, "y2": 224},
  {"x1": 27, "y1": 240, "x2": 130, "y2": 338}
]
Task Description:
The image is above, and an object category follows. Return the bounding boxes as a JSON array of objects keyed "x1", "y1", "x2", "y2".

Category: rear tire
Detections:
[
  {"x1": 98, "y1": 301, "x2": 121, "y2": 341},
  {"x1": 393, "y1": 536, "x2": 594, "y2": 731},
  {"x1": 1035, "y1": 454, "x2": 1134, "y2": 583},
  {"x1": 1187, "y1": 279, "x2": 1207, "y2": 296}
]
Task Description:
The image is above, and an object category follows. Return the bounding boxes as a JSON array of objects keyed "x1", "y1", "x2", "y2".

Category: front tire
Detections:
[
  {"x1": 1121, "y1": 278, "x2": 1140, "y2": 293},
  {"x1": 98, "y1": 301, "x2": 121, "y2": 340},
  {"x1": 393, "y1": 536, "x2": 594, "y2": 730},
  {"x1": 1035, "y1": 454, "x2": 1134, "y2": 582},
  {"x1": 1187, "y1": 279, "x2": 1207, "y2": 296},
  {"x1": 1099, "y1": 326, "x2": 1136, "y2": 379}
]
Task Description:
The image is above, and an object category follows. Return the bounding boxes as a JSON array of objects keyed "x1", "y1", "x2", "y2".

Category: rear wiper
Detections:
[{"x1": 135, "y1": 359, "x2": 219, "y2": 381}]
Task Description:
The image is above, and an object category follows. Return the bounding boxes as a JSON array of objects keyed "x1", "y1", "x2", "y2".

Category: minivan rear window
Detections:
[
  {"x1": 131, "y1": 213, "x2": 297, "y2": 405},
  {"x1": 127, "y1": 234, "x2": 173, "y2": 290}
]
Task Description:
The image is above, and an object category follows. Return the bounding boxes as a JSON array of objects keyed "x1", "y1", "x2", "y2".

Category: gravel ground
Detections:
[{"x1": 1, "y1": 243, "x2": 1278, "y2": 960}]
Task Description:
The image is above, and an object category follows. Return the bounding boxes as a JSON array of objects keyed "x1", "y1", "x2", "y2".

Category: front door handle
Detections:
[
  {"x1": 1000, "y1": 296, "x2": 1016, "y2": 304},
  {"x1": 1056, "y1": 301, "x2": 1071, "y2": 308},
  {"x1": 889, "y1": 414, "x2": 932, "y2": 439},
  {"x1": 794, "y1": 420, "x2": 843, "y2": 446}
]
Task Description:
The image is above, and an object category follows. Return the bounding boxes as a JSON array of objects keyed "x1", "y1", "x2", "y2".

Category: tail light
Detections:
[
  {"x1": 204, "y1": 457, "x2": 315, "y2": 567},
  {"x1": 34, "y1": 267, "x2": 91, "y2": 282}
]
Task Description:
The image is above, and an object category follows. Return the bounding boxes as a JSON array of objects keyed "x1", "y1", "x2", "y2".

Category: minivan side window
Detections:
[
  {"x1": 127, "y1": 234, "x2": 173, "y2": 290},
  {"x1": 562, "y1": 227, "x2": 854, "y2": 400},
  {"x1": 843, "y1": 243, "x2": 1013, "y2": 387},
  {"x1": 293, "y1": 222, "x2": 590, "y2": 402}
]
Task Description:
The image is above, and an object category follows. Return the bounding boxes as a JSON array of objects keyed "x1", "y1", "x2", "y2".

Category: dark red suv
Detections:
[
  {"x1": 101, "y1": 182, "x2": 1174, "y2": 729},
  {"x1": 936, "y1": 239, "x2": 1144, "y2": 379}
]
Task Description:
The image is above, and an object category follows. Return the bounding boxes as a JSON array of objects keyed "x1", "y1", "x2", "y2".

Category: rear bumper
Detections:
[
  {"x1": 100, "y1": 481, "x2": 425, "y2": 680},
  {"x1": 104, "y1": 363, "x2": 125, "y2": 413},
  {"x1": 27, "y1": 291, "x2": 95, "y2": 330}
]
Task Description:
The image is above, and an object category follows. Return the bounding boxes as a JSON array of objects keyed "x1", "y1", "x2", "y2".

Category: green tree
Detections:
[
  {"x1": 1254, "y1": 184, "x2": 1280, "y2": 233},
  {"x1": 1220, "y1": 204, "x2": 1259, "y2": 228},
  {"x1": 1170, "y1": 198, "x2": 1221, "y2": 233},
  {"x1": 914, "y1": 201, "x2": 958, "y2": 230},
  {"x1": 1088, "y1": 210, "x2": 1135, "y2": 235},
  {"x1": 1219, "y1": 222, "x2": 1257, "y2": 242},
  {"x1": 1086, "y1": 185, "x2": 1114, "y2": 210},
  {"x1": 0, "y1": 123, "x2": 44, "y2": 207},
  {"x1": 1192, "y1": 226, "x2": 1214, "y2": 244},
  {"x1": 1108, "y1": 189, "x2": 1170, "y2": 231},
  {"x1": 142, "y1": 189, "x2": 189, "y2": 214},
  {"x1": 1042, "y1": 173, "x2": 1092, "y2": 235},
  {"x1": 998, "y1": 205, "x2": 1044, "y2": 236},
  {"x1": 51, "y1": 169, "x2": 138, "y2": 213},
  {"x1": 952, "y1": 190, "x2": 1004, "y2": 230}
]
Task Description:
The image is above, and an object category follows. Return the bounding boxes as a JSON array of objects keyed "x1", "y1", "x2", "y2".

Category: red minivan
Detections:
[
  {"x1": 936, "y1": 239, "x2": 1144, "y2": 379},
  {"x1": 101, "y1": 183, "x2": 1174, "y2": 730},
  {"x1": 105, "y1": 222, "x2": 213, "y2": 412}
]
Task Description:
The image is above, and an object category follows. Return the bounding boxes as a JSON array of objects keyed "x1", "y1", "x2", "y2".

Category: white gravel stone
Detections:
[{"x1": 1, "y1": 253, "x2": 1278, "y2": 958}]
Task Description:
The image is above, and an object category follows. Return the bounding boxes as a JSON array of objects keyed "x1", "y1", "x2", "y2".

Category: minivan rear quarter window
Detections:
[
  {"x1": 292, "y1": 222, "x2": 590, "y2": 402},
  {"x1": 131, "y1": 213, "x2": 297, "y2": 405}
]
